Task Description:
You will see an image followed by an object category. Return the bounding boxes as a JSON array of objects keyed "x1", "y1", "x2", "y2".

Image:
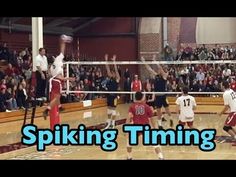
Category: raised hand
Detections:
[
  {"x1": 111, "y1": 54, "x2": 117, "y2": 61},
  {"x1": 141, "y1": 56, "x2": 146, "y2": 62},
  {"x1": 152, "y1": 54, "x2": 157, "y2": 61},
  {"x1": 105, "y1": 54, "x2": 109, "y2": 61}
]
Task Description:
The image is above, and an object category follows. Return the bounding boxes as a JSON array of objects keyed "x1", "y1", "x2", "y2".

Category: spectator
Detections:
[
  {"x1": 35, "y1": 48, "x2": 48, "y2": 99},
  {"x1": 124, "y1": 77, "x2": 131, "y2": 103},
  {"x1": 199, "y1": 80, "x2": 205, "y2": 92},
  {"x1": 231, "y1": 78, "x2": 236, "y2": 91},
  {"x1": 124, "y1": 68, "x2": 130, "y2": 79},
  {"x1": 222, "y1": 67, "x2": 231, "y2": 80},
  {"x1": 131, "y1": 75, "x2": 142, "y2": 101},
  {"x1": 5, "y1": 63, "x2": 19, "y2": 78},
  {"x1": 183, "y1": 44, "x2": 193, "y2": 60},
  {"x1": 5, "y1": 87, "x2": 18, "y2": 110},
  {"x1": 16, "y1": 83, "x2": 27, "y2": 110},
  {"x1": 196, "y1": 69, "x2": 205, "y2": 81},
  {"x1": 0, "y1": 43, "x2": 10, "y2": 61}
]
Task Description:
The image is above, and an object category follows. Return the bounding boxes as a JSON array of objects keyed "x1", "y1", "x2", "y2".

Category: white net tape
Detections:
[
  {"x1": 61, "y1": 91, "x2": 223, "y2": 95},
  {"x1": 64, "y1": 60, "x2": 236, "y2": 65}
]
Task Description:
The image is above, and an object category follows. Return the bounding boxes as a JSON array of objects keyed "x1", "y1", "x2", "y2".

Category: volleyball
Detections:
[{"x1": 61, "y1": 34, "x2": 73, "y2": 43}]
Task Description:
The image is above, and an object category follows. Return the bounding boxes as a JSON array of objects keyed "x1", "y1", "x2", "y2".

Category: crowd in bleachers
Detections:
[
  {"x1": 1, "y1": 42, "x2": 236, "y2": 112},
  {"x1": 162, "y1": 44, "x2": 236, "y2": 61},
  {"x1": 0, "y1": 43, "x2": 32, "y2": 112}
]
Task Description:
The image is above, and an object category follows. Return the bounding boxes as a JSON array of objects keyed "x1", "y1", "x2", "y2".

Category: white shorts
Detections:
[
  {"x1": 107, "y1": 108, "x2": 116, "y2": 116},
  {"x1": 179, "y1": 116, "x2": 194, "y2": 122}
]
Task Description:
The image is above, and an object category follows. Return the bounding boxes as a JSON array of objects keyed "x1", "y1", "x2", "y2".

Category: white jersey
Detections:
[
  {"x1": 223, "y1": 89, "x2": 236, "y2": 112},
  {"x1": 176, "y1": 95, "x2": 197, "y2": 122},
  {"x1": 50, "y1": 53, "x2": 64, "y2": 77}
]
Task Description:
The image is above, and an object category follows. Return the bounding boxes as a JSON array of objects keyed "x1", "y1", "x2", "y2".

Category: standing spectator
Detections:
[
  {"x1": 124, "y1": 77, "x2": 131, "y2": 103},
  {"x1": 131, "y1": 75, "x2": 142, "y2": 101},
  {"x1": 35, "y1": 48, "x2": 48, "y2": 99},
  {"x1": 163, "y1": 44, "x2": 173, "y2": 61},
  {"x1": 124, "y1": 68, "x2": 130, "y2": 79},
  {"x1": 0, "y1": 43, "x2": 10, "y2": 61}
]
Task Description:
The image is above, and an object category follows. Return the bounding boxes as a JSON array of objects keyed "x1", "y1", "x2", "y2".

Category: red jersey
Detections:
[
  {"x1": 128, "y1": 102, "x2": 153, "y2": 125},
  {"x1": 131, "y1": 80, "x2": 142, "y2": 91}
]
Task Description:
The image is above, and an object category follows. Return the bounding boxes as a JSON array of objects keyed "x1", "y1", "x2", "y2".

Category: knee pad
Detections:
[{"x1": 223, "y1": 126, "x2": 232, "y2": 132}]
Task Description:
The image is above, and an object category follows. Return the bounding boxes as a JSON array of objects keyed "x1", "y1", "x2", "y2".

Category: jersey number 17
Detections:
[{"x1": 183, "y1": 99, "x2": 190, "y2": 107}]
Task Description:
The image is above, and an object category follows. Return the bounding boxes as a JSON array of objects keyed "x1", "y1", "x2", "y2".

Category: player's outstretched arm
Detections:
[
  {"x1": 141, "y1": 56, "x2": 157, "y2": 76},
  {"x1": 105, "y1": 54, "x2": 112, "y2": 77},
  {"x1": 112, "y1": 55, "x2": 121, "y2": 82},
  {"x1": 151, "y1": 55, "x2": 168, "y2": 80}
]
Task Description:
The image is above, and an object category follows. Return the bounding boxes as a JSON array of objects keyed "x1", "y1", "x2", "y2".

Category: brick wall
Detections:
[
  {"x1": 139, "y1": 32, "x2": 161, "y2": 81},
  {"x1": 167, "y1": 17, "x2": 181, "y2": 52}
]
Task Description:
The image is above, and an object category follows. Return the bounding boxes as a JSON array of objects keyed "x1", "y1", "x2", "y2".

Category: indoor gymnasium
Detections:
[{"x1": 0, "y1": 17, "x2": 236, "y2": 160}]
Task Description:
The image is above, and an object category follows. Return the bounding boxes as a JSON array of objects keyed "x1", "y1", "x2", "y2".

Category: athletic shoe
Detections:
[
  {"x1": 110, "y1": 124, "x2": 116, "y2": 129},
  {"x1": 43, "y1": 109, "x2": 49, "y2": 120},
  {"x1": 104, "y1": 123, "x2": 111, "y2": 129},
  {"x1": 170, "y1": 119, "x2": 174, "y2": 127},
  {"x1": 162, "y1": 116, "x2": 167, "y2": 121},
  {"x1": 59, "y1": 107, "x2": 65, "y2": 112}
]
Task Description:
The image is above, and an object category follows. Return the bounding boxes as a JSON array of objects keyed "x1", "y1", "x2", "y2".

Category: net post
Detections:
[{"x1": 66, "y1": 63, "x2": 69, "y2": 95}]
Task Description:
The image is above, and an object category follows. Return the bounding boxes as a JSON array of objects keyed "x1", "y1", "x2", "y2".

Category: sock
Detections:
[
  {"x1": 157, "y1": 119, "x2": 162, "y2": 126},
  {"x1": 127, "y1": 152, "x2": 132, "y2": 159},
  {"x1": 111, "y1": 120, "x2": 115, "y2": 126},
  {"x1": 106, "y1": 119, "x2": 111, "y2": 125},
  {"x1": 158, "y1": 152, "x2": 164, "y2": 159}
]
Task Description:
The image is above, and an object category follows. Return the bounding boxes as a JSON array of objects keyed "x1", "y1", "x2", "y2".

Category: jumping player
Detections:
[
  {"x1": 141, "y1": 55, "x2": 173, "y2": 129},
  {"x1": 126, "y1": 91, "x2": 164, "y2": 160},
  {"x1": 104, "y1": 54, "x2": 120, "y2": 129},
  {"x1": 176, "y1": 86, "x2": 197, "y2": 128},
  {"x1": 42, "y1": 35, "x2": 74, "y2": 130}
]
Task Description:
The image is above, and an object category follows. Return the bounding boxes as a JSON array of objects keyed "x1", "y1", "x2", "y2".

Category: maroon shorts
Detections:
[
  {"x1": 50, "y1": 79, "x2": 62, "y2": 95},
  {"x1": 179, "y1": 120, "x2": 193, "y2": 127},
  {"x1": 225, "y1": 112, "x2": 236, "y2": 126}
]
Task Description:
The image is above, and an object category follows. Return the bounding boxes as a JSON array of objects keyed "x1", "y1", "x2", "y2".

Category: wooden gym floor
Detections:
[{"x1": 0, "y1": 104, "x2": 235, "y2": 160}]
